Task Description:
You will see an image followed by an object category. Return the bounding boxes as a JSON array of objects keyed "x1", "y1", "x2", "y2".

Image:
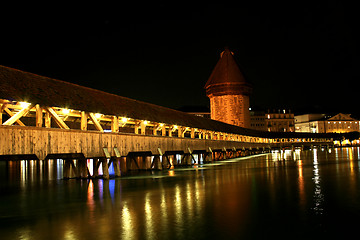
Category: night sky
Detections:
[{"x1": 1, "y1": 2, "x2": 359, "y2": 116}]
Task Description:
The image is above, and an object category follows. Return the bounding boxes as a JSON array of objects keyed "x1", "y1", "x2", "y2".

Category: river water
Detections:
[{"x1": 1, "y1": 147, "x2": 360, "y2": 239}]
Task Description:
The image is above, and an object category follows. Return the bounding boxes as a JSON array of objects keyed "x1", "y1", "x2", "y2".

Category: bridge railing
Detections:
[
  {"x1": 0, "y1": 99, "x2": 335, "y2": 147},
  {"x1": 0, "y1": 99, "x2": 271, "y2": 144}
]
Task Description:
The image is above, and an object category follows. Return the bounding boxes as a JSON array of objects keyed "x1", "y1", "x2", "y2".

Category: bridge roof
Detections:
[{"x1": 0, "y1": 65, "x2": 263, "y2": 136}]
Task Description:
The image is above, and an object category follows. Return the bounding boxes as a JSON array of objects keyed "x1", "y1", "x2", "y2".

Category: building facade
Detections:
[
  {"x1": 205, "y1": 48, "x2": 252, "y2": 128},
  {"x1": 265, "y1": 110, "x2": 295, "y2": 132},
  {"x1": 295, "y1": 113, "x2": 359, "y2": 133},
  {"x1": 249, "y1": 109, "x2": 295, "y2": 132},
  {"x1": 250, "y1": 110, "x2": 266, "y2": 131}
]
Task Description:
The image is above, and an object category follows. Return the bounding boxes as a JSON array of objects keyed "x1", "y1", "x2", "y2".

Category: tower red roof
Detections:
[{"x1": 205, "y1": 48, "x2": 252, "y2": 96}]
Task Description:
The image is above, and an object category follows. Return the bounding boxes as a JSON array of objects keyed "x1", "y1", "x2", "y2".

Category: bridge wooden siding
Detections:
[{"x1": 0, "y1": 125, "x2": 269, "y2": 161}]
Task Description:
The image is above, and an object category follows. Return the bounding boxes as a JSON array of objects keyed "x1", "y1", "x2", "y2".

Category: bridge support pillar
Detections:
[
  {"x1": 119, "y1": 157, "x2": 128, "y2": 174},
  {"x1": 181, "y1": 154, "x2": 192, "y2": 166},
  {"x1": 152, "y1": 155, "x2": 162, "y2": 170},
  {"x1": 126, "y1": 156, "x2": 133, "y2": 171},
  {"x1": 101, "y1": 158, "x2": 109, "y2": 179},
  {"x1": 77, "y1": 158, "x2": 88, "y2": 179},
  {"x1": 92, "y1": 159, "x2": 99, "y2": 178},
  {"x1": 222, "y1": 150, "x2": 227, "y2": 160},
  {"x1": 214, "y1": 152, "x2": 219, "y2": 161},
  {"x1": 63, "y1": 159, "x2": 71, "y2": 179},
  {"x1": 204, "y1": 152, "x2": 213, "y2": 163},
  {"x1": 112, "y1": 158, "x2": 121, "y2": 177},
  {"x1": 144, "y1": 156, "x2": 152, "y2": 170},
  {"x1": 63, "y1": 158, "x2": 87, "y2": 179},
  {"x1": 161, "y1": 155, "x2": 169, "y2": 169}
]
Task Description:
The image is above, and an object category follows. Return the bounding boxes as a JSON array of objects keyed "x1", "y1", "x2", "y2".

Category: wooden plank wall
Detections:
[{"x1": 0, "y1": 125, "x2": 270, "y2": 160}]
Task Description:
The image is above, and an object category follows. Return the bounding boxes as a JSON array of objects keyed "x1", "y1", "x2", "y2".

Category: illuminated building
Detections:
[
  {"x1": 250, "y1": 109, "x2": 295, "y2": 132},
  {"x1": 265, "y1": 109, "x2": 295, "y2": 132},
  {"x1": 250, "y1": 110, "x2": 266, "y2": 131},
  {"x1": 295, "y1": 113, "x2": 359, "y2": 133},
  {"x1": 205, "y1": 47, "x2": 252, "y2": 128}
]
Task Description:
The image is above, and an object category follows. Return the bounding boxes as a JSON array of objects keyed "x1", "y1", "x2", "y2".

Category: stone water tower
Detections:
[{"x1": 205, "y1": 48, "x2": 252, "y2": 128}]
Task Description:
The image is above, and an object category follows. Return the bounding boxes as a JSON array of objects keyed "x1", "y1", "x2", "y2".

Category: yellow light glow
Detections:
[
  {"x1": 159, "y1": 123, "x2": 164, "y2": 127},
  {"x1": 121, "y1": 117, "x2": 128, "y2": 122},
  {"x1": 95, "y1": 113, "x2": 102, "y2": 119},
  {"x1": 173, "y1": 125, "x2": 178, "y2": 129},
  {"x1": 143, "y1": 120, "x2": 148, "y2": 125},
  {"x1": 62, "y1": 108, "x2": 70, "y2": 114},
  {"x1": 19, "y1": 102, "x2": 31, "y2": 108}
]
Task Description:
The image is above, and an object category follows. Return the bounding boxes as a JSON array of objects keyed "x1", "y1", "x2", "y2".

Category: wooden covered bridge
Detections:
[{"x1": 0, "y1": 65, "x2": 333, "y2": 178}]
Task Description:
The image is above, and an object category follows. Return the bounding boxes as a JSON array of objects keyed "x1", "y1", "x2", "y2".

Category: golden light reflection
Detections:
[
  {"x1": 64, "y1": 228, "x2": 76, "y2": 240},
  {"x1": 144, "y1": 193, "x2": 154, "y2": 240},
  {"x1": 298, "y1": 160, "x2": 303, "y2": 178},
  {"x1": 87, "y1": 180, "x2": 95, "y2": 214},
  {"x1": 21, "y1": 160, "x2": 26, "y2": 184},
  {"x1": 121, "y1": 204, "x2": 134, "y2": 240},
  {"x1": 298, "y1": 160, "x2": 305, "y2": 207},
  {"x1": 186, "y1": 183, "x2": 193, "y2": 219},
  {"x1": 18, "y1": 227, "x2": 31, "y2": 240},
  {"x1": 160, "y1": 189, "x2": 168, "y2": 231},
  {"x1": 312, "y1": 148, "x2": 324, "y2": 215},
  {"x1": 349, "y1": 147, "x2": 353, "y2": 161},
  {"x1": 348, "y1": 148, "x2": 354, "y2": 174},
  {"x1": 174, "y1": 184, "x2": 183, "y2": 233},
  {"x1": 194, "y1": 179, "x2": 201, "y2": 215},
  {"x1": 349, "y1": 160, "x2": 354, "y2": 174}
]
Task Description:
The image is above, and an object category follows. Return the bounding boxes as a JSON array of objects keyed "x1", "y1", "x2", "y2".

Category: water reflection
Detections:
[
  {"x1": 312, "y1": 149, "x2": 324, "y2": 215},
  {"x1": 1, "y1": 148, "x2": 360, "y2": 239},
  {"x1": 121, "y1": 204, "x2": 134, "y2": 239},
  {"x1": 2, "y1": 159, "x2": 64, "y2": 184}
]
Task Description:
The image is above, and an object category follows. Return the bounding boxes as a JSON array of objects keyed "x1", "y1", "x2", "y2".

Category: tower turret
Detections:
[{"x1": 205, "y1": 48, "x2": 252, "y2": 128}]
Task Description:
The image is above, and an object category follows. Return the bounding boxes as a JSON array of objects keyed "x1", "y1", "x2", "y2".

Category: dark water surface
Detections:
[{"x1": 1, "y1": 148, "x2": 360, "y2": 239}]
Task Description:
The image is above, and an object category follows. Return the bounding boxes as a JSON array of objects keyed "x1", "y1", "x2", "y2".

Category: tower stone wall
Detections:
[{"x1": 210, "y1": 94, "x2": 250, "y2": 128}]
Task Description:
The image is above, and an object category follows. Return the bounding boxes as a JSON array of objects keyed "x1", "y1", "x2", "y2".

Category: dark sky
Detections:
[{"x1": 1, "y1": 2, "x2": 359, "y2": 115}]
